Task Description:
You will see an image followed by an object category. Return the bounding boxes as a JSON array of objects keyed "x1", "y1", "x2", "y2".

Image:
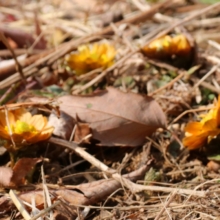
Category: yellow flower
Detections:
[
  {"x1": 66, "y1": 43, "x2": 116, "y2": 75},
  {"x1": 183, "y1": 97, "x2": 220, "y2": 150},
  {"x1": 142, "y1": 34, "x2": 191, "y2": 59},
  {"x1": 0, "y1": 108, "x2": 54, "y2": 149}
]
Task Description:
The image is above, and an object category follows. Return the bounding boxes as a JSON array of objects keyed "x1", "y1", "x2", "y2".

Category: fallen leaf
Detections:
[
  {"x1": 0, "y1": 26, "x2": 46, "y2": 49},
  {"x1": 49, "y1": 112, "x2": 91, "y2": 142},
  {"x1": 9, "y1": 158, "x2": 42, "y2": 188},
  {"x1": 0, "y1": 163, "x2": 150, "y2": 212},
  {"x1": 48, "y1": 112, "x2": 74, "y2": 140},
  {"x1": 74, "y1": 122, "x2": 91, "y2": 143},
  {"x1": 56, "y1": 87, "x2": 166, "y2": 146}
]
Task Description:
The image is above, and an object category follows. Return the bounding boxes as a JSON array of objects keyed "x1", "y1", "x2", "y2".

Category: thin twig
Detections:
[
  {"x1": 49, "y1": 137, "x2": 206, "y2": 197},
  {"x1": 49, "y1": 137, "x2": 115, "y2": 174},
  {"x1": 9, "y1": 190, "x2": 31, "y2": 220},
  {"x1": 208, "y1": 40, "x2": 220, "y2": 51},
  {"x1": 154, "y1": 190, "x2": 178, "y2": 220},
  {"x1": 146, "y1": 2, "x2": 220, "y2": 45},
  {"x1": 191, "y1": 76, "x2": 220, "y2": 94},
  {"x1": 94, "y1": 0, "x2": 171, "y2": 36},
  {"x1": 30, "y1": 201, "x2": 61, "y2": 220},
  {"x1": 4, "y1": 106, "x2": 16, "y2": 149},
  {"x1": 170, "y1": 106, "x2": 213, "y2": 125},
  {"x1": 193, "y1": 65, "x2": 219, "y2": 88},
  {"x1": 0, "y1": 32, "x2": 26, "y2": 84},
  {"x1": 149, "y1": 71, "x2": 186, "y2": 96}
]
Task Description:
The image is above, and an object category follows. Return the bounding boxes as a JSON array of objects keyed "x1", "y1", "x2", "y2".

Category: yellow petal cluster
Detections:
[
  {"x1": 0, "y1": 108, "x2": 53, "y2": 148},
  {"x1": 142, "y1": 34, "x2": 191, "y2": 59},
  {"x1": 66, "y1": 43, "x2": 116, "y2": 75},
  {"x1": 183, "y1": 96, "x2": 220, "y2": 150}
]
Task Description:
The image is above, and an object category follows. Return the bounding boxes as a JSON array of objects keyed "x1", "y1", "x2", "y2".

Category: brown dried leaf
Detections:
[
  {"x1": 70, "y1": 162, "x2": 149, "y2": 203},
  {"x1": 9, "y1": 158, "x2": 42, "y2": 188},
  {"x1": 0, "y1": 26, "x2": 46, "y2": 49},
  {"x1": 57, "y1": 87, "x2": 166, "y2": 146},
  {"x1": 0, "y1": 196, "x2": 12, "y2": 212},
  {"x1": 0, "y1": 163, "x2": 149, "y2": 211},
  {"x1": 48, "y1": 112, "x2": 74, "y2": 140},
  {"x1": 74, "y1": 122, "x2": 91, "y2": 143}
]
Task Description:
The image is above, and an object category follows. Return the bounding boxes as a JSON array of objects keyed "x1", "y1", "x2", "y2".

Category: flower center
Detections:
[{"x1": 5, "y1": 120, "x2": 37, "y2": 135}]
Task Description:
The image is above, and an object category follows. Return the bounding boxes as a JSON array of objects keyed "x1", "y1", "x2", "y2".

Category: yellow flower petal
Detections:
[
  {"x1": 19, "y1": 112, "x2": 32, "y2": 122},
  {"x1": 183, "y1": 133, "x2": 209, "y2": 150},
  {"x1": 29, "y1": 115, "x2": 46, "y2": 130},
  {"x1": 184, "y1": 122, "x2": 203, "y2": 135},
  {"x1": 0, "y1": 108, "x2": 54, "y2": 148},
  {"x1": 183, "y1": 96, "x2": 220, "y2": 150},
  {"x1": 142, "y1": 34, "x2": 191, "y2": 59},
  {"x1": 66, "y1": 43, "x2": 116, "y2": 75},
  {"x1": 215, "y1": 96, "x2": 220, "y2": 126}
]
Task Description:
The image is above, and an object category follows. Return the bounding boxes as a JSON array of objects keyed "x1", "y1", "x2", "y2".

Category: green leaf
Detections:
[
  {"x1": 208, "y1": 154, "x2": 220, "y2": 161},
  {"x1": 144, "y1": 168, "x2": 160, "y2": 185},
  {"x1": 187, "y1": 65, "x2": 201, "y2": 75},
  {"x1": 86, "y1": 103, "x2": 92, "y2": 108},
  {"x1": 198, "y1": 0, "x2": 220, "y2": 4}
]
